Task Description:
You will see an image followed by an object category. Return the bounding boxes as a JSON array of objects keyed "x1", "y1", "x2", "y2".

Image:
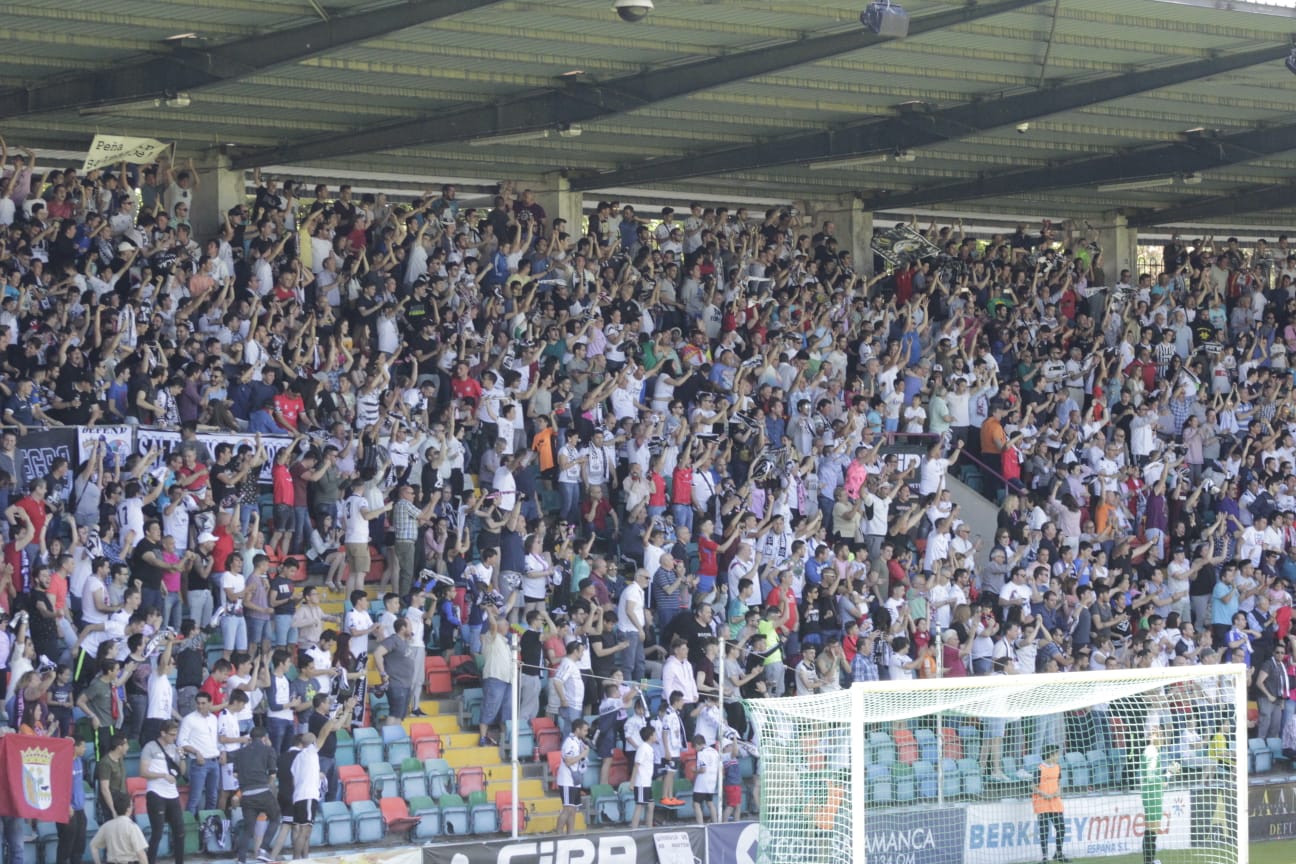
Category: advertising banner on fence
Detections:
[
  {"x1": 965, "y1": 791, "x2": 1193, "y2": 864},
  {"x1": 16, "y1": 427, "x2": 76, "y2": 491},
  {"x1": 1251, "y1": 781, "x2": 1296, "y2": 841},
  {"x1": 709, "y1": 810, "x2": 965, "y2": 864},
  {"x1": 135, "y1": 428, "x2": 294, "y2": 482},
  {"x1": 424, "y1": 826, "x2": 706, "y2": 864},
  {"x1": 78, "y1": 425, "x2": 133, "y2": 471}
]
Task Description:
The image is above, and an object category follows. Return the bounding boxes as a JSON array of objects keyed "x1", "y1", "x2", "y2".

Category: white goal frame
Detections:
[{"x1": 748, "y1": 664, "x2": 1250, "y2": 864}]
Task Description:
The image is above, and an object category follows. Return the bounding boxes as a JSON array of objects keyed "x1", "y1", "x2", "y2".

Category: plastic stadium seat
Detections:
[
  {"x1": 128, "y1": 777, "x2": 148, "y2": 815},
  {"x1": 380, "y1": 797, "x2": 421, "y2": 835},
  {"x1": 410, "y1": 795, "x2": 442, "y2": 840},
  {"x1": 532, "y1": 718, "x2": 562, "y2": 759},
  {"x1": 591, "y1": 783, "x2": 621, "y2": 824},
  {"x1": 321, "y1": 800, "x2": 354, "y2": 846},
  {"x1": 892, "y1": 729, "x2": 919, "y2": 765},
  {"x1": 353, "y1": 726, "x2": 384, "y2": 764},
  {"x1": 913, "y1": 760, "x2": 938, "y2": 799},
  {"x1": 459, "y1": 688, "x2": 484, "y2": 728},
  {"x1": 425, "y1": 758, "x2": 455, "y2": 799},
  {"x1": 939, "y1": 727, "x2": 963, "y2": 761},
  {"x1": 134, "y1": 815, "x2": 168, "y2": 857},
  {"x1": 1064, "y1": 751, "x2": 1090, "y2": 789},
  {"x1": 495, "y1": 792, "x2": 527, "y2": 835},
  {"x1": 400, "y1": 757, "x2": 429, "y2": 799},
  {"x1": 503, "y1": 720, "x2": 534, "y2": 761},
  {"x1": 339, "y1": 764, "x2": 370, "y2": 804},
  {"x1": 181, "y1": 811, "x2": 201, "y2": 857},
  {"x1": 868, "y1": 732, "x2": 895, "y2": 766},
  {"x1": 892, "y1": 762, "x2": 915, "y2": 801},
  {"x1": 866, "y1": 764, "x2": 892, "y2": 804},
  {"x1": 369, "y1": 761, "x2": 399, "y2": 800},
  {"x1": 1268, "y1": 738, "x2": 1290, "y2": 765},
  {"x1": 545, "y1": 751, "x2": 562, "y2": 789},
  {"x1": 410, "y1": 723, "x2": 442, "y2": 760},
  {"x1": 1022, "y1": 753, "x2": 1043, "y2": 776},
  {"x1": 681, "y1": 746, "x2": 698, "y2": 781},
  {"x1": 440, "y1": 793, "x2": 470, "y2": 836},
  {"x1": 582, "y1": 754, "x2": 603, "y2": 790},
  {"x1": 914, "y1": 729, "x2": 939, "y2": 762},
  {"x1": 351, "y1": 800, "x2": 385, "y2": 843},
  {"x1": 1087, "y1": 751, "x2": 1110, "y2": 788},
  {"x1": 1250, "y1": 738, "x2": 1273, "y2": 773},
  {"x1": 425, "y1": 655, "x2": 452, "y2": 696},
  {"x1": 939, "y1": 758, "x2": 961, "y2": 798},
  {"x1": 469, "y1": 790, "x2": 498, "y2": 834},
  {"x1": 335, "y1": 729, "x2": 356, "y2": 767},
  {"x1": 957, "y1": 759, "x2": 983, "y2": 796},
  {"x1": 606, "y1": 749, "x2": 631, "y2": 788},
  {"x1": 957, "y1": 725, "x2": 980, "y2": 761},
  {"x1": 458, "y1": 766, "x2": 486, "y2": 797},
  {"x1": 617, "y1": 782, "x2": 635, "y2": 818},
  {"x1": 382, "y1": 724, "x2": 413, "y2": 763}
]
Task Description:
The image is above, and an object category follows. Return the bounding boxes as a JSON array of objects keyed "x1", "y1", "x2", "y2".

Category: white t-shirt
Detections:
[
  {"x1": 557, "y1": 734, "x2": 585, "y2": 788},
  {"x1": 694, "y1": 745, "x2": 721, "y2": 794},
  {"x1": 147, "y1": 671, "x2": 174, "y2": 721},
  {"x1": 291, "y1": 744, "x2": 322, "y2": 802},
  {"x1": 221, "y1": 571, "x2": 246, "y2": 611},
  {"x1": 632, "y1": 740, "x2": 655, "y2": 788},
  {"x1": 343, "y1": 495, "x2": 370, "y2": 544},
  {"x1": 143, "y1": 750, "x2": 179, "y2": 799}
]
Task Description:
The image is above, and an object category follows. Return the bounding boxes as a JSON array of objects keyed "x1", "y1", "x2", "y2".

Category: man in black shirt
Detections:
[
  {"x1": 271, "y1": 739, "x2": 300, "y2": 862},
  {"x1": 131, "y1": 520, "x2": 169, "y2": 614},
  {"x1": 233, "y1": 727, "x2": 281, "y2": 864},
  {"x1": 519, "y1": 610, "x2": 546, "y2": 726},
  {"x1": 306, "y1": 695, "x2": 341, "y2": 801}
]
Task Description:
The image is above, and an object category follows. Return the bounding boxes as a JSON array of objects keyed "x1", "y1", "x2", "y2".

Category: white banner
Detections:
[
  {"x1": 83, "y1": 135, "x2": 170, "y2": 172},
  {"x1": 77, "y1": 425, "x2": 133, "y2": 471},
  {"x1": 965, "y1": 791, "x2": 1193, "y2": 864},
  {"x1": 134, "y1": 428, "x2": 294, "y2": 483}
]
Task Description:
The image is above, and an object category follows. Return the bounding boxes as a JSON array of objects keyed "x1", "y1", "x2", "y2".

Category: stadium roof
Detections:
[{"x1": 5, "y1": 0, "x2": 1296, "y2": 228}]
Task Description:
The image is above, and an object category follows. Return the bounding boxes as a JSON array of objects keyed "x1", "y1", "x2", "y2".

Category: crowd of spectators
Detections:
[{"x1": 0, "y1": 137, "x2": 1292, "y2": 854}]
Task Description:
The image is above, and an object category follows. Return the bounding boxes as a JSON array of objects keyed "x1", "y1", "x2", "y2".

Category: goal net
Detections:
[{"x1": 745, "y1": 666, "x2": 1248, "y2": 864}]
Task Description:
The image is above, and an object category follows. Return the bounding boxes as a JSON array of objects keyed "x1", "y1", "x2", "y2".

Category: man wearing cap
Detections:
[{"x1": 232, "y1": 727, "x2": 281, "y2": 864}]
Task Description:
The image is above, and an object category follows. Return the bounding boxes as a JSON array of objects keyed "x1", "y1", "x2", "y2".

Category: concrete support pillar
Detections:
[
  {"x1": 807, "y1": 194, "x2": 874, "y2": 277},
  {"x1": 1096, "y1": 211, "x2": 1139, "y2": 281},
  {"x1": 190, "y1": 150, "x2": 246, "y2": 242},
  {"x1": 528, "y1": 172, "x2": 585, "y2": 239}
]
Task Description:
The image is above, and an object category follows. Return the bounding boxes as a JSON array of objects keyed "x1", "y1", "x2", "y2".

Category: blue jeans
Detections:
[
  {"x1": 293, "y1": 506, "x2": 311, "y2": 554},
  {"x1": 273, "y1": 614, "x2": 296, "y2": 648},
  {"x1": 268, "y1": 717, "x2": 294, "y2": 754},
  {"x1": 163, "y1": 590, "x2": 182, "y2": 631},
  {"x1": 238, "y1": 502, "x2": 257, "y2": 537},
  {"x1": 248, "y1": 616, "x2": 271, "y2": 649},
  {"x1": 141, "y1": 587, "x2": 162, "y2": 616},
  {"x1": 461, "y1": 623, "x2": 482, "y2": 655},
  {"x1": 618, "y1": 630, "x2": 645, "y2": 681},
  {"x1": 188, "y1": 589, "x2": 213, "y2": 630},
  {"x1": 186, "y1": 758, "x2": 219, "y2": 814},
  {"x1": 671, "y1": 503, "x2": 694, "y2": 532},
  {"x1": 559, "y1": 482, "x2": 581, "y2": 524}
]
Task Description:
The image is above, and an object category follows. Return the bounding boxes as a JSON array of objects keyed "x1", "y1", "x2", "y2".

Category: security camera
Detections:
[
  {"x1": 613, "y1": 0, "x2": 653, "y2": 22},
  {"x1": 1016, "y1": 122, "x2": 1030, "y2": 134}
]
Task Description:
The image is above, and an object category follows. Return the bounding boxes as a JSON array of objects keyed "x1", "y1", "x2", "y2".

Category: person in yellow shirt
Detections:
[{"x1": 1032, "y1": 745, "x2": 1067, "y2": 864}]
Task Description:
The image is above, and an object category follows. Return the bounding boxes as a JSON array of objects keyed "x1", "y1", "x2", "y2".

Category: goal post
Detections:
[{"x1": 745, "y1": 665, "x2": 1249, "y2": 864}]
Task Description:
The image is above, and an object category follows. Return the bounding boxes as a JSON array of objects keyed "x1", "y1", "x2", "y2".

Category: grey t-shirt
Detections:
[{"x1": 381, "y1": 634, "x2": 418, "y2": 689}]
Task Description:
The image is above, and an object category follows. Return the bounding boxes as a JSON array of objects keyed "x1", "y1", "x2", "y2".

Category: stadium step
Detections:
[
  {"x1": 525, "y1": 812, "x2": 585, "y2": 834},
  {"x1": 442, "y1": 745, "x2": 506, "y2": 769},
  {"x1": 410, "y1": 711, "x2": 463, "y2": 736},
  {"x1": 487, "y1": 779, "x2": 546, "y2": 800}
]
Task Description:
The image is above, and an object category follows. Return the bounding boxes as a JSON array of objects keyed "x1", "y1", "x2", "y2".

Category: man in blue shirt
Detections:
[
  {"x1": 1211, "y1": 565, "x2": 1239, "y2": 650},
  {"x1": 56, "y1": 734, "x2": 88, "y2": 864}
]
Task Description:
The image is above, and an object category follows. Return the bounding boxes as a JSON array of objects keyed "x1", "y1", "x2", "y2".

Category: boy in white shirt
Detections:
[
  {"x1": 691, "y1": 734, "x2": 721, "y2": 825},
  {"x1": 630, "y1": 725, "x2": 658, "y2": 829}
]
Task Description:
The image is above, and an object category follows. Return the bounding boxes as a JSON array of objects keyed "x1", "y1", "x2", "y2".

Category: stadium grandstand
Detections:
[{"x1": 0, "y1": 0, "x2": 1296, "y2": 863}]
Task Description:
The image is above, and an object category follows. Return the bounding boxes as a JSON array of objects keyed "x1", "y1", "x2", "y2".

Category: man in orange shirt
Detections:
[
  {"x1": 980, "y1": 402, "x2": 1009, "y2": 482},
  {"x1": 1033, "y1": 745, "x2": 1067, "y2": 863},
  {"x1": 531, "y1": 415, "x2": 558, "y2": 481}
]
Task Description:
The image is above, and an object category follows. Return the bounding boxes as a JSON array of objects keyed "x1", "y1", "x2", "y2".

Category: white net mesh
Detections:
[{"x1": 745, "y1": 667, "x2": 1247, "y2": 864}]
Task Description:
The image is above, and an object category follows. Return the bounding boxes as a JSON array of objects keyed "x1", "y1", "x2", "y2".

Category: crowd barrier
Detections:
[
  {"x1": 414, "y1": 779, "x2": 1292, "y2": 864},
  {"x1": 15, "y1": 424, "x2": 294, "y2": 485}
]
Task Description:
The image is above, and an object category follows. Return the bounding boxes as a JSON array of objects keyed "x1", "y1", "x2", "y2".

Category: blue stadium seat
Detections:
[
  {"x1": 939, "y1": 758, "x2": 961, "y2": 798},
  {"x1": 957, "y1": 759, "x2": 983, "y2": 796},
  {"x1": 352, "y1": 800, "x2": 386, "y2": 843},
  {"x1": 1064, "y1": 752, "x2": 1090, "y2": 789},
  {"x1": 1249, "y1": 738, "x2": 1272, "y2": 774},
  {"x1": 321, "y1": 800, "x2": 354, "y2": 846},
  {"x1": 914, "y1": 728, "x2": 938, "y2": 762},
  {"x1": 1087, "y1": 750, "x2": 1110, "y2": 788},
  {"x1": 913, "y1": 760, "x2": 938, "y2": 799},
  {"x1": 866, "y1": 763, "x2": 892, "y2": 804}
]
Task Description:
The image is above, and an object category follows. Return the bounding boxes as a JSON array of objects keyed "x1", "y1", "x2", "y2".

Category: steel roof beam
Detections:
[
  {"x1": 571, "y1": 43, "x2": 1291, "y2": 191},
  {"x1": 0, "y1": 0, "x2": 505, "y2": 119},
  {"x1": 866, "y1": 116, "x2": 1296, "y2": 211},
  {"x1": 1129, "y1": 183, "x2": 1296, "y2": 227},
  {"x1": 229, "y1": 0, "x2": 1048, "y2": 169}
]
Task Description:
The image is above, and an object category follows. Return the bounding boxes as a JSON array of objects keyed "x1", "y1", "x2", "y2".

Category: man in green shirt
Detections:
[{"x1": 96, "y1": 733, "x2": 130, "y2": 823}]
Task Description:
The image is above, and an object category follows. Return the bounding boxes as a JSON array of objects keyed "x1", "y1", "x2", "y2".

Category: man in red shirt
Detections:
[
  {"x1": 450, "y1": 362, "x2": 482, "y2": 401},
  {"x1": 211, "y1": 512, "x2": 236, "y2": 574},
  {"x1": 273, "y1": 385, "x2": 309, "y2": 432},
  {"x1": 13, "y1": 478, "x2": 49, "y2": 556},
  {"x1": 176, "y1": 448, "x2": 210, "y2": 505},
  {"x1": 270, "y1": 441, "x2": 298, "y2": 559},
  {"x1": 199, "y1": 658, "x2": 233, "y2": 712}
]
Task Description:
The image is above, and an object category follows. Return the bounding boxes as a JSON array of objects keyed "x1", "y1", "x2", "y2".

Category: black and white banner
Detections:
[
  {"x1": 424, "y1": 826, "x2": 706, "y2": 864},
  {"x1": 134, "y1": 428, "x2": 295, "y2": 482}
]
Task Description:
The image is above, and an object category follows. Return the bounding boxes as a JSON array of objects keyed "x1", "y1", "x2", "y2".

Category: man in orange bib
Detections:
[{"x1": 1032, "y1": 744, "x2": 1068, "y2": 864}]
